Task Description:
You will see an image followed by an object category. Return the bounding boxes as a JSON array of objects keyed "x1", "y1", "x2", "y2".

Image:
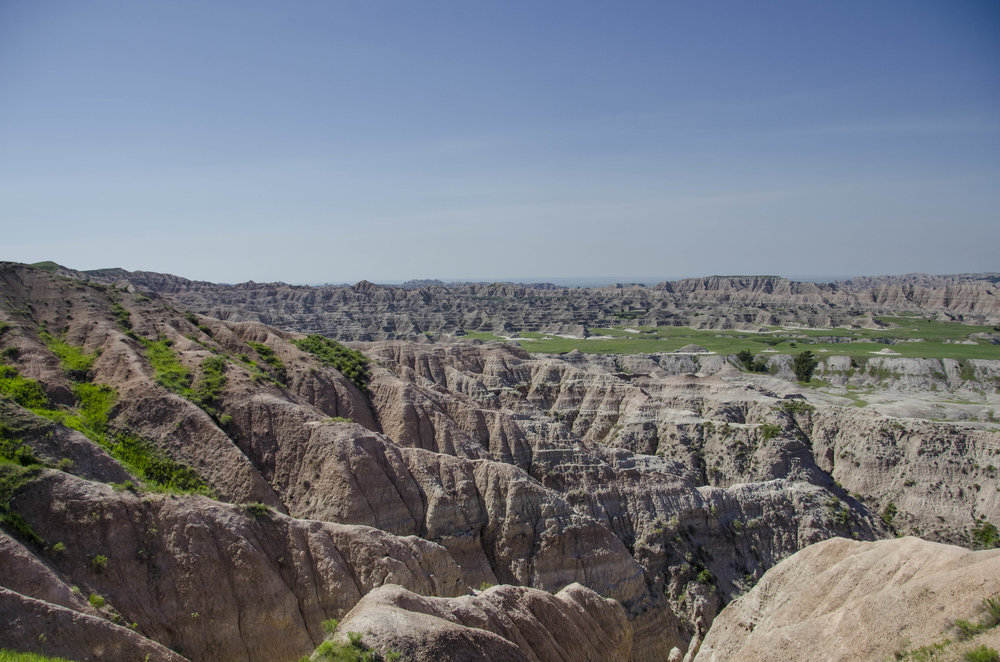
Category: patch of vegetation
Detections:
[
  {"x1": 1, "y1": 364, "x2": 209, "y2": 495},
  {"x1": 759, "y1": 423, "x2": 782, "y2": 441},
  {"x1": 881, "y1": 502, "x2": 897, "y2": 528},
  {"x1": 793, "y1": 350, "x2": 818, "y2": 382},
  {"x1": 292, "y1": 335, "x2": 370, "y2": 393},
  {"x1": 193, "y1": 356, "x2": 227, "y2": 412},
  {"x1": 0, "y1": 366, "x2": 50, "y2": 410},
  {"x1": 736, "y1": 349, "x2": 769, "y2": 373},
  {"x1": 247, "y1": 341, "x2": 287, "y2": 385},
  {"x1": 140, "y1": 338, "x2": 193, "y2": 396},
  {"x1": 244, "y1": 502, "x2": 272, "y2": 519},
  {"x1": 955, "y1": 596, "x2": 1000, "y2": 640},
  {"x1": 966, "y1": 646, "x2": 1000, "y2": 662},
  {"x1": 306, "y1": 633, "x2": 401, "y2": 662},
  {"x1": 88, "y1": 592, "x2": 105, "y2": 609},
  {"x1": 0, "y1": 650, "x2": 78, "y2": 662},
  {"x1": 110, "y1": 433, "x2": 208, "y2": 493},
  {"x1": 110, "y1": 302, "x2": 132, "y2": 330},
  {"x1": 971, "y1": 520, "x2": 1000, "y2": 549},
  {"x1": 0, "y1": 462, "x2": 43, "y2": 545},
  {"x1": 28, "y1": 261, "x2": 62, "y2": 273},
  {"x1": 779, "y1": 399, "x2": 814, "y2": 415},
  {"x1": 38, "y1": 332, "x2": 98, "y2": 381}
]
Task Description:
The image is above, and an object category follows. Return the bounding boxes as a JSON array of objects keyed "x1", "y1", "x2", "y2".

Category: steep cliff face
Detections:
[{"x1": 1, "y1": 263, "x2": 997, "y2": 661}]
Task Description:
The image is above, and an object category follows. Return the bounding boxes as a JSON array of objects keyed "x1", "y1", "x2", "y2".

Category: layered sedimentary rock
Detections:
[
  {"x1": 57, "y1": 265, "x2": 1000, "y2": 340},
  {"x1": 0, "y1": 262, "x2": 997, "y2": 661}
]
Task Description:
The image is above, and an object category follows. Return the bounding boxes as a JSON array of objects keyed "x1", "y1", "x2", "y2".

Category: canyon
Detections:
[{"x1": 0, "y1": 261, "x2": 998, "y2": 661}]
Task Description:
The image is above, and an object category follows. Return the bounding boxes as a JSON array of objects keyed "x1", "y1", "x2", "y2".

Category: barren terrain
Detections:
[{"x1": 0, "y1": 262, "x2": 998, "y2": 661}]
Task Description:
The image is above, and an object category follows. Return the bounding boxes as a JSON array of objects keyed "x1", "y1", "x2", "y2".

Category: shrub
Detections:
[
  {"x1": 244, "y1": 502, "x2": 271, "y2": 519},
  {"x1": 91, "y1": 554, "x2": 108, "y2": 571},
  {"x1": 51, "y1": 541, "x2": 65, "y2": 553},
  {"x1": 759, "y1": 424, "x2": 782, "y2": 441},
  {"x1": 322, "y1": 618, "x2": 339, "y2": 634},
  {"x1": 88, "y1": 593, "x2": 105, "y2": 609},
  {"x1": 881, "y1": 502, "x2": 897, "y2": 528},
  {"x1": 971, "y1": 521, "x2": 1000, "y2": 549}
]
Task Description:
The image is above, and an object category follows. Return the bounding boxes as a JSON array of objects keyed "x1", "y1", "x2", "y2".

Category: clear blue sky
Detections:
[{"x1": 1, "y1": 0, "x2": 998, "y2": 283}]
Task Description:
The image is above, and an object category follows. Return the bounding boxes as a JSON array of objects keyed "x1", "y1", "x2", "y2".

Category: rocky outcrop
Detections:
[
  {"x1": 694, "y1": 537, "x2": 1000, "y2": 662},
  {"x1": 46, "y1": 264, "x2": 1000, "y2": 341},
  {"x1": 1, "y1": 263, "x2": 997, "y2": 661},
  {"x1": 333, "y1": 583, "x2": 632, "y2": 662}
]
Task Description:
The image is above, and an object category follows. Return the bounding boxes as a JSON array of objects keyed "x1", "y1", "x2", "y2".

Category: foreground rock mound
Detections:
[
  {"x1": 695, "y1": 537, "x2": 1000, "y2": 662},
  {"x1": 333, "y1": 583, "x2": 632, "y2": 662}
]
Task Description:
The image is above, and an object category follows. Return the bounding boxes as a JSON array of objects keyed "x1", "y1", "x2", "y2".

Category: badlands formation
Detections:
[{"x1": 0, "y1": 261, "x2": 997, "y2": 661}]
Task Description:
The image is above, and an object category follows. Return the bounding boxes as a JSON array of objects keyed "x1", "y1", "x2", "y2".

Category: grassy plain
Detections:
[{"x1": 460, "y1": 317, "x2": 1000, "y2": 360}]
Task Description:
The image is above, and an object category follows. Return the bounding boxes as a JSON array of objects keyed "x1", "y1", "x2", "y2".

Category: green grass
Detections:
[
  {"x1": 0, "y1": 364, "x2": 209, "y2": 495},
  {"x1": 28, "y1": 261, "x2": 61, "y2": 273},
  {"x1": 0, "y1": 650, "x2": 77, "y2": 662},
  {"x1": 193, "y1": 356, "x2": 227, "y2": 411},
  {"x1": 0, "y1": 366, "x2": 49, "y2": 409},
  {"x1": 966, "y1": 646, "x2": 1000, "y2": 662},
  {"x1": 38, "y1": 332, "x2": 98, "y2": 381},
  {"x1": 140, "y1": 338, "x2": 194, "y2": 397},
  {"x1": 247, "y1": 341, "x2": 287, "y2": 385},
  {"x1": 498, "y1": 318, "x2": 1000, "y2": 360},
  {"x1": 0, "y1": 461, "x2": 43, "y2": 545},
  {"x1": 305, "y1": 634, "x2": 401, "y2": 662},
  {"x1": 292, "y1": 335, "x2": 370, "y2": 393}
]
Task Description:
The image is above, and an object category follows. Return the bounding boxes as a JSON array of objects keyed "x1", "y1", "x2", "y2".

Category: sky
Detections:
[{"x1": 1, "y1": 1, "x2": 998, "y2": 284}]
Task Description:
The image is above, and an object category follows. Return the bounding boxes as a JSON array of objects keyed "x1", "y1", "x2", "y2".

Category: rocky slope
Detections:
[
  {"x1": 0, "y1": 262, "x2": 997, "y2": 661},
  {"x1": 694, "y1": 536, "x2": 1000, "y2": 662},
  {"x1": 54, "y1": 265, "x2": 1000, "y2": 340}
]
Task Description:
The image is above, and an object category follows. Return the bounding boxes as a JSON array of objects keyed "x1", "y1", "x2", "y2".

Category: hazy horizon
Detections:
[{"x1": 2, "y1": 1, "x2": 998, "y2": 283}]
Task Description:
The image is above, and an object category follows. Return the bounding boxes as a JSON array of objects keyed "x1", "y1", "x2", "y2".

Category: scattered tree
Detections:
[{"x1": 792, "y1": 350, "x2": 818, "y2": 382}]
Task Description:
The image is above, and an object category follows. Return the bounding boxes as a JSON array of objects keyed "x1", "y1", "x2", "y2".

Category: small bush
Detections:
[
  {"x1": 245, "y1": 502, "x2": 271, "y2": 519},
  {"x1": 759, "y1": 424, "x2": 782, "y2": 441},
  {"x1": 51, "y1": 541, "x2": 65, "y2": 553},
  {"x1": 322, "y1": 618, "x2": 339, "y2": 634},
  {"x1": 88, "y1": 593, "x2": 105, "y2": 609},
  {"x1": 91, "y1": 554, "x2": 108, "y2": 571}
]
